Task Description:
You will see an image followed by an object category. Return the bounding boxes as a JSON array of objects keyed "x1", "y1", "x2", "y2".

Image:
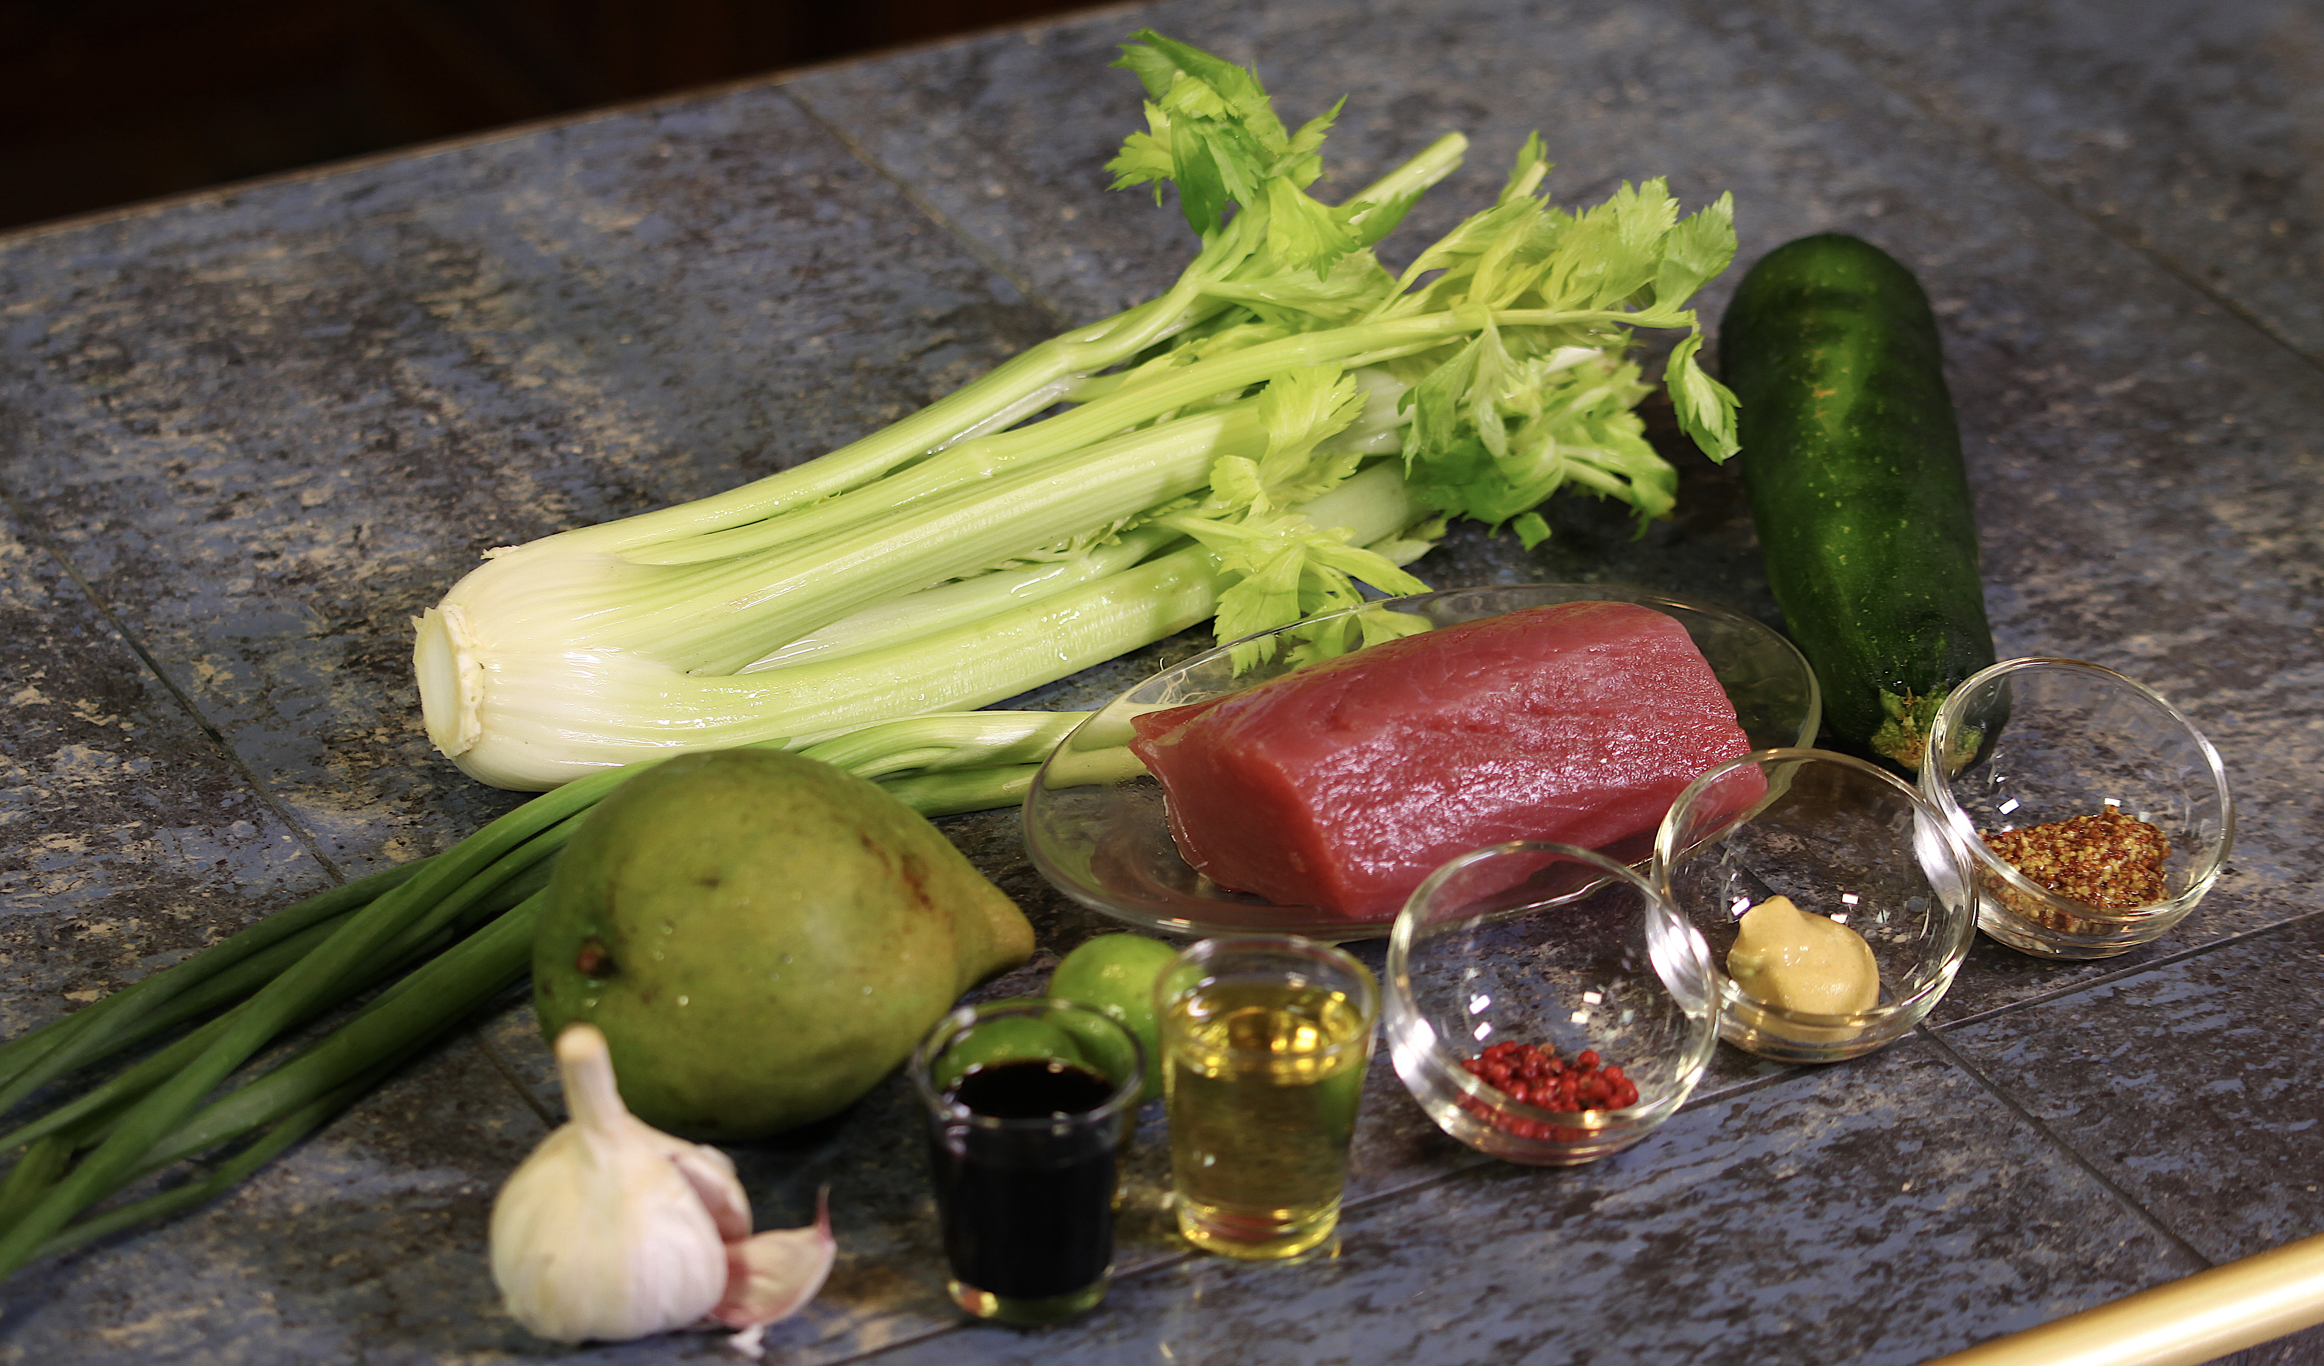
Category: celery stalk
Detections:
[
  {"x1": 414, "y1": 32, "x2": 1740, "y2": 792},
  {"x1": 429, "y1": 460, "x2": 1426, "y2": 788}
]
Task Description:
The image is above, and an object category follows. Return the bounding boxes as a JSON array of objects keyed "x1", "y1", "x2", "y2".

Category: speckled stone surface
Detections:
[
  {"x1": 862, "y1": 1039, "x2": 2211, "y2": 1366},
  {"x1": 1, "y1": 0, "x2": 2319, "y2": 1361},
  {"x1": 1759, "y1": 0, "x2": 2324, "y2": 362}
]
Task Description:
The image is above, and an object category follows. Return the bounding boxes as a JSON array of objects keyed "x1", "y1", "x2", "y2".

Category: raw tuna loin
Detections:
[{"x1": 1128, "y1": 600, "x2": 1757, "y2": 920}]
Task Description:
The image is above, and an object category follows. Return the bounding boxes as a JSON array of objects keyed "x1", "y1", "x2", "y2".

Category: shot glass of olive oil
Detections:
[{"x1": 1156, "y1": 936, "x2": 1379, "y2": 1259}]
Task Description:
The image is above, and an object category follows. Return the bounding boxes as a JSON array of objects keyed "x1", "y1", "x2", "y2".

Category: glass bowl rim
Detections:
[
  {"x1": 1652, "y1": 746, "x2": 1980, "y2": 1029},
  {"x1": 1385, "y1": 839, "x2": 1718, "y2": 1128},
  {"x1": 1023, "y1": 581, "x2": 1823, "y2": 940},
  {"x1": 1918, "y1": 656, "x2": 2236, "y2": 927}
]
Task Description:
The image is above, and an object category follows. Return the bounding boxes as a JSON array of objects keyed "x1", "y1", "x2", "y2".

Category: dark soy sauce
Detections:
[{"x1": 930, "y1": 1059, "x2": 1119, "y2": 1299}]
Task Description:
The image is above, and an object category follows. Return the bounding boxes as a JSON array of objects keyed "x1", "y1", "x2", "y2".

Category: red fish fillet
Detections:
[{"x1": 1127, "y1": 600, "x2": 1756, "y2": 920}]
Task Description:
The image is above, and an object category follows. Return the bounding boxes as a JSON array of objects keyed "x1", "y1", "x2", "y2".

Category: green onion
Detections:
[
  {"x1": 0, "y1": 714, "x2": 1076, "y2": 1279},
  {"x1": 0, "y1": 862, "x2": 423, "y2": 1097}
]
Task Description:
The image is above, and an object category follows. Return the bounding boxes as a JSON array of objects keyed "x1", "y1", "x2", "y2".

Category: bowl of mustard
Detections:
[{"x1": 1651, "y1": 748, "x2": 1978, "y2": 1064}]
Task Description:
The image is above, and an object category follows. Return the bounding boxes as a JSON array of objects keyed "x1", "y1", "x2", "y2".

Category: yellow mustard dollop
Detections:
[{"x1": 1725, "y1": 895, "x2": 1880, "y2": 1015}]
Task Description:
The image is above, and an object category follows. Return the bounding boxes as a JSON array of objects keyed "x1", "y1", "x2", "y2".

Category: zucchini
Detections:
[{"x1": 1718, "y1": 233, "x2": 1994, "y2": 771}]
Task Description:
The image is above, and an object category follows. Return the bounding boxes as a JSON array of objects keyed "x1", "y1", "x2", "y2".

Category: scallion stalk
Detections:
[
  {"x1": 0, "y1": 861, "x2": 425, "y2": 1093},
  {"x1": 0, "y1": 713, "x2": 1083, "y2": 1277}
]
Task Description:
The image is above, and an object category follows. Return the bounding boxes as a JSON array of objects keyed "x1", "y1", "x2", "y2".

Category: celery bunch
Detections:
[{"x1": 415, "y1": 30, "x2": 1740, "y2": 791}]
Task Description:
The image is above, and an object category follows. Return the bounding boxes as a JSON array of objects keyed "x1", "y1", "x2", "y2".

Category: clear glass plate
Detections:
[{"x1": 1021, "y1": 584, "x2": 1823, "y2": 941}]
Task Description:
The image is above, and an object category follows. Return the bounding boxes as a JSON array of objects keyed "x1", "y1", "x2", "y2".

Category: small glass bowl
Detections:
[
  {"x1": 1653, "y1": 749, "x2": 1977, "y2": 1064},
  {"x1": 1385, "y1": 842, "x2": 1718, "y2": 1166},
  {"x1": 1919, "y1": 658, "x2": 2234, "y2": 960},
  {"x1": 1023, "y1": 583, "x2": 1821, "y2": 941}
]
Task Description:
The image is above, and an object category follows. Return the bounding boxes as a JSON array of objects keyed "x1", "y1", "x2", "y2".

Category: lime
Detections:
[
  {"x1": 1049, "y1": 1008, "x2": 1140, "y2": 1095},
  {"x1": 928, "y1": 1009, "x2": 1085, "y2": 1094},
  {"x1": 1048, "y1": 934, "x2": 1179, "y2": 1102}
]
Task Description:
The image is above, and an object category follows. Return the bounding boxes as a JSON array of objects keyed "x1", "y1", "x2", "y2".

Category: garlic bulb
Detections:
[{"x1": 490, "y1": 1023, "x2": 837, "y2": 1345}]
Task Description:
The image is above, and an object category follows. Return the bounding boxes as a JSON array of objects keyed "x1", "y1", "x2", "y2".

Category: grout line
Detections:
[
  {"x1": 821, "y1": 1021, "x2": 2222, "y2": 1363},
  {"x1": 766, "y1": 0, "x2": 1160, "y2": 341},
  {"x1": 1674, "y1": 1057, "x2": 1813, "y2": 1116},
  {"x1": 818, "y1": 1057, "x2": 1849, "y2": 1364},
  {"x1": 1743, "y1": 0, "x2": 2324, "y2": 381},
  {"x1": 1915, "y1": 1022, "x2": 2217, "y2": 1271},
  {"x1": 777, "y1": 84, "x2": 1078, "y2": 334},
  {"x1": 1927, "y1": 907, "x2": 2324, "y2": 1034},
  {"x1": 0, "y1": 476, "x2": 351, "y2": 889},
  {"x1": 815, "y1": 1129, "x2": 1499, "y2": 1363},
  {"x1": 470, "y1": 1023, "x2": 558, "y2": 1133},
  {"x1": 816, "y1": 1325, "x2": 964, "y2": 1365}
]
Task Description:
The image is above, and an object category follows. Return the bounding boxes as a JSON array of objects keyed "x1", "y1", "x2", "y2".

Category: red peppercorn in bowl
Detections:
[
  {"x1": 1385, "y1": 842, "x2": 1718, "y2": 1166},
  {"x1": 1918, "y1": 658, "x2": 2233, "y2": 960}
]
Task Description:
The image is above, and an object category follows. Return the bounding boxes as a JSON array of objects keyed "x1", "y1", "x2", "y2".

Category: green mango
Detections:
[{"x1": 532, "y1": 748, "x2": 1034, "y2": 1139}]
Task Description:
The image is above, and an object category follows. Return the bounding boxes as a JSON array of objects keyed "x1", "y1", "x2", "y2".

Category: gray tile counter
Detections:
[{"x1": 2, "y1": 0, "x2": 2319, "y2": 1361}]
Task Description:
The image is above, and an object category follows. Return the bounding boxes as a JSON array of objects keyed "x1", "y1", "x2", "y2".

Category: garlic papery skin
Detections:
[{"x1": 489, "y1": 1023, "x2": 736, "y2": 1343}]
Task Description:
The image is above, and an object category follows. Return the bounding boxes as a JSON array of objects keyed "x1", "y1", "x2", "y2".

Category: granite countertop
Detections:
[{"x1": 2, "y1": 0, "x2": 2320, "y2": 1362}]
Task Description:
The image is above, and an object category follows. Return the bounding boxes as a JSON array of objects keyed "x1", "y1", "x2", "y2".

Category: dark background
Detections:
[{"x1": 0, "y1": 0, "x2": 1114, "y2": 233}]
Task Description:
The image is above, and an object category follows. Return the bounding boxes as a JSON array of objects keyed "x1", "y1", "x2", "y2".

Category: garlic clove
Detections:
[
  {"x1": 712, "y1": 1185, "x2": 838, "y2": 1334},
  {"x1": 667, "y1": 1143, "x2": 755, "y2": 1245}
]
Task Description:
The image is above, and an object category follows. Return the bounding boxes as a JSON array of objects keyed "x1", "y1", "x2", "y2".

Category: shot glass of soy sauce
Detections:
[{"x1": 908, "y1": 997, "x2": 1145, "y2": 1325}]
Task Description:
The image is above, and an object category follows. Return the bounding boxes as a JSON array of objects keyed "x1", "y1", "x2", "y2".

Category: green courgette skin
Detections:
[{"x1": 1719, "y1": 233, "x2": 1994, "y2": 771}]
